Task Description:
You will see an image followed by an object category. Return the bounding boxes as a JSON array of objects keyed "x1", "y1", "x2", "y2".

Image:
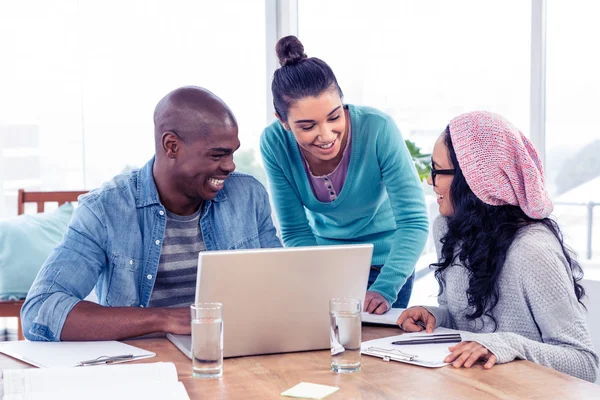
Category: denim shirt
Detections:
[{"x1": 21, "y1": 158, "x2": 282, "y2": 341}]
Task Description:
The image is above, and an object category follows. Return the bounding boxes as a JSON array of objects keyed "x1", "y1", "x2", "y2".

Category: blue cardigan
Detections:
[{"x1": 260, "y1": 104, "x2": 429, "y2": 305}]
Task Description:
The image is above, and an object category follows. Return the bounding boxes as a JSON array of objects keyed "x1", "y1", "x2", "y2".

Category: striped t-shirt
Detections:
[{"x1": 148, "y1": 207, "x2": 205, "y2": 308}]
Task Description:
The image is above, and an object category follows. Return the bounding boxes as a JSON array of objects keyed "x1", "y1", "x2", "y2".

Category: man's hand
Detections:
[
  {"x1": 444, "y1": 341, "x2": 498, "y2": 369},
  {"x1": 163, "y1": 307, "x2": 192, "y2": 335},
  {"x1": 396, "y1": 306, "x2": 436, "y2": 333},
  {"x1": 363, "y1": 291, "x2": 391, "y2": 314}
]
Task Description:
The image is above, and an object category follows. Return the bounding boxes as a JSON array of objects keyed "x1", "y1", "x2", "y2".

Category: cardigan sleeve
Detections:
[
  {"x1": 367, "y1": 116, "x2": 429, "y2": 305},
  {"x1": 461, "y1": 233, "x2": 598, "y2": 382},
  {"x1": 260, "y1": 129, "x2": 317, "y2": 247}
]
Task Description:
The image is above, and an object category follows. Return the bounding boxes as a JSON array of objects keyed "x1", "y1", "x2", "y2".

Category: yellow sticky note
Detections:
[{"x1": 281, "y1": 382, "x2": 339, "y2": 399}]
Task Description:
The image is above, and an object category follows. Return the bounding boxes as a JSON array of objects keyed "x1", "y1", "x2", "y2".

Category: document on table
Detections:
[
  {"x1": 361, "y1": 327, "x2": 463, "y2": 368},
  {"x1": 361, "y1": 308, "x2": 405, "y2": 325},
  {"x1": 2, "y1": 362, "x2": 189, "y2": 400},
  {"x1": 0, "y1": 340, "x2": 155, "y2": 368}
]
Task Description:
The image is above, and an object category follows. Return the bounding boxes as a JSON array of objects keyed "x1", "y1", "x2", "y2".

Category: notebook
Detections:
[
  {"x1": 361, "y1": 327, "x2": 462, "y2": 368},
  {"x1": 2, "y1": 362, "x2": 189, "y2": 400},
  {"x1": 0, "y1": 340, "x2": 155, "y2": 368},
  {"x1": 168, "y1": 244, "x2": 373, "y2": 358}
]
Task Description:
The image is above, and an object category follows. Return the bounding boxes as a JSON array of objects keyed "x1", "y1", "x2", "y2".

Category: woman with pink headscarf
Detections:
[{"x1": 397, "y1": 111, "x2": 598, "y2": 382}]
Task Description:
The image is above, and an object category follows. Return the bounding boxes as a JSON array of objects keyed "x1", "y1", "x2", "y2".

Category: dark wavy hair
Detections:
[{"x1": 432, "y1": 126, "x2": 585, "y2": 330}]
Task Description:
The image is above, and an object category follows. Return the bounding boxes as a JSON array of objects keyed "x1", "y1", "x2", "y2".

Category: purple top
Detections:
[{"x1": 301, "y1": 118, "x2": 352, "y2": 202}]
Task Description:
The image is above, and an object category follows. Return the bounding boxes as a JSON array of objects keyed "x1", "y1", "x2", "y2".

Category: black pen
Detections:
[
  {"x1": 415, "y1": 320, "x2": 427, "y2": 329},
  {"x1": 403, "y1": 334, "x2": 461, "y2": 339},
  {"x1": 392, "y1": 336, "x2": 461, "y2": 346}
]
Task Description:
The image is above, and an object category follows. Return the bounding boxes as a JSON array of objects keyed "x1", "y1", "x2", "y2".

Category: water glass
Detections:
[
  {"x1": 329, "y1": 298, "x2": 362, "y2": 373},
  {"x1": 191, "y1": 302, "x2": 223, "y2": 379}
]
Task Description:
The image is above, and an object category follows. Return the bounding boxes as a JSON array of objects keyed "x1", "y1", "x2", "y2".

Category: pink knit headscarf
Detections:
[{"x1": 448, "y1": 111, "x2": 553, "y2": 219}]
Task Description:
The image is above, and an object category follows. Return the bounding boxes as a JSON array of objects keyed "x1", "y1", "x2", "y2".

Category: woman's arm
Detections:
[
  {"x1": 367, "y1": 116, "x2": 429, "y2": 305},
  {"x1": 260, "y1": 131, "x2": 317, "y2": 247},
  {"x1": 459, "y1": 236, "x2": 599, "y2": 382}
]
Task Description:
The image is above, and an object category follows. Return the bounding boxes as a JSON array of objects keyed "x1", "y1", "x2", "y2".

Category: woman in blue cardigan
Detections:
[{"x1": 260, "y1": 36, "x2": 429, "y2": 314}]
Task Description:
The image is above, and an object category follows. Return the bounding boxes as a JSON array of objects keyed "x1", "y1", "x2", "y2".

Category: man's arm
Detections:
[
  {"x1": 60, "y1": 302, "x2": 190, "y2": 341},
  {"x1": 22, "y1": 200, "x2": 189, "y2": 341}
]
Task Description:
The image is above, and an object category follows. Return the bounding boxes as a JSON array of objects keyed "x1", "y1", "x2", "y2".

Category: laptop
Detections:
[{"x1": 167, "y1": 244, "x2": 373, "y2": 358}]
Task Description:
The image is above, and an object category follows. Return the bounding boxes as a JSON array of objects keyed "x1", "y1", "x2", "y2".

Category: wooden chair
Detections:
[{"x1": 0, "y1": 189, "x2": 86, "y2": 340}]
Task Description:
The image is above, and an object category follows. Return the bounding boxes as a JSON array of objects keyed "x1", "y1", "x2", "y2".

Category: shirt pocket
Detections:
[{"x1": 106, "y1": 253, "x2": 142, "y2": 307}]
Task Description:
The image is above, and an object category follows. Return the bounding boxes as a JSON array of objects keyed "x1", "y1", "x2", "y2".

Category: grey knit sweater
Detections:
[{"x1": 424, "y1": 216, "x2": 599, "y2": 382}]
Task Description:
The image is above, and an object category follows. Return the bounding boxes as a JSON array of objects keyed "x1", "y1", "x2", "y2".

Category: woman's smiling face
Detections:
[
  {"x1": 428, "y1": 131, "x2": 455, "y2": 217},
  {"x1": 278, "y1": 89, "x2": 347, "y2": 163}
]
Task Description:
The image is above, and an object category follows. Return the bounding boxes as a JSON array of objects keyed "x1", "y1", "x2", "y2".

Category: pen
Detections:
[
  {"x1": 392, "y1": 336, "x2": 461, "y2": 346},
  {"x1": 402, "y1": 334, "x2": 461, "y2": 339},
  {"x1": 77, "y1": 354, "x2": 136, "y2": 366},
  {"x1": 401, "y1": 320, "x2": 428, "y2": 330},
  {"x1": 415, "y1": 320, "x2": 427, "y2": 329}
]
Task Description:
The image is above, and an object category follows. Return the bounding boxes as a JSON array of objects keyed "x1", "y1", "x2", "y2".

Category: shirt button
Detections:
[
  {"x1": 140, "y1": 305, "x2": 144, "y2": 308},
  {"x1": 155, "y1": 239, "x2": 160, "y2": 245},
  {"x1": 159, "y1": 210, "x2": 164, "y2": 216},
  {"x1": 129, "y1": 260, "x2": 133, "y2": 265},
  {"x1": 147, "y1": 274, "x2": 153, "y2": 280}
]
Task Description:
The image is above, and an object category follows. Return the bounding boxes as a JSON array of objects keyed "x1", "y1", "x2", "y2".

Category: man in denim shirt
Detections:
[{"x1": 22, "y1": 86, "x2": 282, "y2": 341}]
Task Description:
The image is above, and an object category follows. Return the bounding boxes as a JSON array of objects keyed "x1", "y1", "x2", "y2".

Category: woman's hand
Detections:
[
  {"x1": 444, "y1": 341, "x2": 498, "y2": 369},
  {"x1": 364, "y1": 291, "x2": 391, "y2": 314},
  {"x1": 396, "y1": 306, "x2": 436, "y2": 333}
]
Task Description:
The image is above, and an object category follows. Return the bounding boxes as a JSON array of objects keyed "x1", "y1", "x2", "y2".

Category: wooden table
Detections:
[{"x1": 2, "y1": 325, "x2": 600, "y2": 399}]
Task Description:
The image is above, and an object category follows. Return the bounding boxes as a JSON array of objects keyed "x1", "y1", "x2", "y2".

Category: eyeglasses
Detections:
[{"x1": 430, "y1": 158, "x2": 455, "y2": 186}]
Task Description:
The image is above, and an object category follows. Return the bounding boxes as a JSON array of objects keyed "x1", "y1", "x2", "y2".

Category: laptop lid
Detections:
[{"x1": 186, "y1": 244, "x2": 373, "y2": 358}]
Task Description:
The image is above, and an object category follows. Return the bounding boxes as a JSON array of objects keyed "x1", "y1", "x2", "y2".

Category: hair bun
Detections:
[{"x1": 276, "y1": 35, "x2": 307, "y2": 67}]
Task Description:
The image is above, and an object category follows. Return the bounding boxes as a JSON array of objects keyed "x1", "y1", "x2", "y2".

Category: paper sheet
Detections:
[
  {"x1": 281, "y1": 382, "x2": 339, "y2": 399},
  {"x1": 361, "y1": 308, "x2": 405, "y2": 326},
  {"x1": 0, "y1": 340, "x2": 155, "y2": 368},
  {"x1": 2, "y1": 362, "x2": 189, "y2": 400}
]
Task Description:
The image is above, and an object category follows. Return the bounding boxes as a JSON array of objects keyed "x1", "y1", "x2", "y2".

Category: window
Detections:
[
  {"x1": 0, "y1": 1, "x2": 267, "y2": 218},
  {"x1": 0, "y1": 1, "x2": 83, "y2": 217},
  {"x1": 298, "y1": 0, "x2": 531, "y2": 154},
  {"x1": 546, "y1": 0, "x2": 600, "y2": 261},
  {"x1": 78, "y1": 1, "x2": 268, "y2": 188}
]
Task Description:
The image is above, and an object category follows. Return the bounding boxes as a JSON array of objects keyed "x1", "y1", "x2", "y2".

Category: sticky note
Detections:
[{"x1": 281, "y1": 382, "x2": 340, "y2": 399}]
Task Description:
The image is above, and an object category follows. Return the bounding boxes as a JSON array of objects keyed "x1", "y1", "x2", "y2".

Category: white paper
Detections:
[
  {"x1": 361, "y1": 327, "x2": 462, "y2": 368},
  {"x1": 281, "y1": 382, "x2": 339, "y2": 399},
  {"x1": 0, "y1": 340, "x2": 155, "y2": 368},
  {"x1": 361, "y1": 308, "x2": 405, "y2": 326},
  {"x1": 4, "y1": 382, "x2": 189, "y2": 400},
  {"x1": 3, "y1": 362, "x2": 176, "y2": 394},
  {"x1": 3, "y1": 362, "x2": 189, "y2": 400}
]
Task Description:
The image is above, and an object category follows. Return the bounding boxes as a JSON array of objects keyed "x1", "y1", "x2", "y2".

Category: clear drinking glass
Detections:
[
  {"x1": 329, "y1": 298, "x2": 362, "y2": 373},
  {"x1": 190, "y1": 302, "x2": 223, "y2": 379}
]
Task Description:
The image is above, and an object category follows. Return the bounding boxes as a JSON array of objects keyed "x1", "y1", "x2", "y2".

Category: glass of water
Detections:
[
  {"x1": 329, "y1": 298, "x2": 362, "y2": 373},
  {"x1": 190, "y1": 302, "x2": 223, "y2": 379}
]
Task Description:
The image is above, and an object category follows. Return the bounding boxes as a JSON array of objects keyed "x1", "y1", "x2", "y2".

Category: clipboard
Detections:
[
  {"x1": 0, "y1": 340, "x2": 155, "y2": 368},
  {"x1": 360, "y1": 327, "x2": 462, "y2": 368}
]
